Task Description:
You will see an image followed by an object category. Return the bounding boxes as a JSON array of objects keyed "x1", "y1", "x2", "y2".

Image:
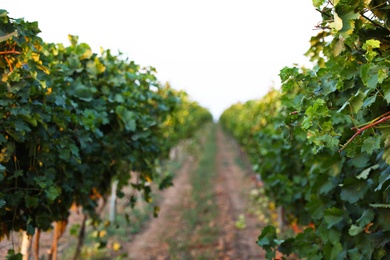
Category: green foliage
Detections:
[
  {"x1": 221, "y1": 0, "x2": 390, "y2": 258},
  {"x1": 5, "y1": 249, "x2": 22, "y2": 260},
  {"x1": 158, "y1": 82, "x2": 213, "y2": 156},
  {"x1": 0, "y1": 9, "x2": 212, "y2": 255}
]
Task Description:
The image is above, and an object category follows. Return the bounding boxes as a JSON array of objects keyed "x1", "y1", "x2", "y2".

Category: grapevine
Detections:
[
  {"x1": 0, "y1": 10, "x2": 212, "y2": 259},
  {"x1": 221, "y1": 0, "x2": 390, "y2": 258}
]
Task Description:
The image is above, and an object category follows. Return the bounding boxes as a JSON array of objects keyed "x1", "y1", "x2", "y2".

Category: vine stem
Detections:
[
  {"x1": 1, "y1": 50, "x2": 20, "y2": 72},
  {"x1": 5, "y1": 56, "x2": 12, "y2": 71},
  {"x1": 0, "y1": 50, "x2": 21, "y2": 55},
  {"x1": 351, "y1": 111, "x2": 390, "y2": 131},
  {"x1": 360, "y1": 12, "x2": 390, "y2": 32},
  {"x1": 339, "y1": 114, "x2": 390, "y2": 153}
]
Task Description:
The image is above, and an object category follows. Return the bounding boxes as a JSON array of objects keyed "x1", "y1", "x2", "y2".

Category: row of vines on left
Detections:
[{"x1": 0, "y1": 10, "x2": 212, "y2": 259}]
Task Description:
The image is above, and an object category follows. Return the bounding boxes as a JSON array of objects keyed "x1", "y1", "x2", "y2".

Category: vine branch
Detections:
[
  {"x1": 351, "y1": 111, "x2": 390, "y2": 131},
  {"x1": 339, "y1": 114, "x2": 390, "y2": 153},
  {"x1": 4, "y1": 56, "x2": 12, "y2": 71},
  {"x1": 360, "y1": 12, "x2": 390, "y2": 32},
  {"x1": 316, "y1": 8, "x2": 331, "y2": 18},
  {"x1": 1, "y1": 50, "x2": 20, "y2": 72},
  {"x1": 0, "y1": 50, "x2": 21, "y2": 55}
]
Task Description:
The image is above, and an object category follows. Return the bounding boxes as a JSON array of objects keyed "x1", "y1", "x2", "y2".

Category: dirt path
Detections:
[
  {"x1": 126, "y1": 156, "x2": 196, "y2": 259},
  {"x1": 126, "y1": 126, "x2": 265, "y2": 259},
  {"x1": 214, "y1": 127, "x2": 265, "y2": 259}
]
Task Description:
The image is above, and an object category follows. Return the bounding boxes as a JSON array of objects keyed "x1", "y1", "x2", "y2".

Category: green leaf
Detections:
[
  {"x1": 0, "y1": 199, "x2": 6, "y2": 208},
  {"x1": 347, "y1": 154, "x2": 370, "y2": 168},
  {"x1": 59, "y1": 149, "x2": 70, "y2": 160},
  {"x1": 0, "y1": 134, "x2": 6, "y2": 144},
  {"x1": 349, "y1": 90, "x2": 365, "y2": 114},
  {"x1": 316, "y1": 134, "x2": 339, "y2": 148},
  {"x1": 5, "y1": 249, "x2": 23, "y2": 260},
  {"x1": 0, "y1": 164, "x2": 5, "y2": 175},
  {"x1": 302, "y1": 117, "x2": 313, "y2": 129},
  {"x1": 113, "y1": 94, "x2": 125, "y2": 103},
  {"x1": 25, "y1": 195, "x2": 39, "y2": 208},
  {"x1": 356, "y1": 164, "x2": 379, "y2": 179},
  {"x1": 324, "y1": 241, "x2": 344, "y2": 260},
  {"x1": 339, "y1": 11, "x2": 360, "y2": 36},
  {"x1": 153, "y1": 206, "x2": 160, "y2": 218},
  {"x1": 80, "y1": 48, "x2": 92, "y2": 60},
  {"x1": 306, "y1": 195, "x2": 327, "y2": 219},
  {"x1": 362, "y1": 94, "x2": 376, "y2": 108},
  {"x1": 356, "y1": 209, "x2": 374, "y2": 227},
  {"x1": 13, "y1": 119, "x2": 31, "y2": 133},
  {"x1": 340, "y1": 177, "x2": 371, "y2": 203},
  {"x1": 22, "y1": 114, "x2": 38, "y2": 127},
  {"x1": 363, "y1": 39, "x2": 381, "y2": 50},
  {"x1": 256, "y1": 226, "x2": 282, "y2": 259},
  {"x1": 115, "y1": 105, "x2": 136, "y2": 131},
  {"x1": 318, "y1": 224, "x2": 341, "y2": 244},
  {"x1": 347, "y1": 248, "x2": 361, "y2": 260},
  {"x1": 67, "y1": 56, "x2": 83, "y2": 73},
  {"x1": 330, "y1": 12, "x2": 343, "y2": 31},
  {"x1": 363, "y1": 66, "x2": 386, "y2": 91},
  {"x1": 131, "y1": 131, "x2": 151, "y2": 141},
  {"x1": 27, "y1": 224, "x2": 35, "y2": 235},
  {"x1": 9, "y1": 170, "x2": 24, "y2": 180},
  {"x1": 279, "y1": 67, "x2": 299, "y2": 83},
  {"x1": 310, "y1": 99, "x2": 329, "y2": 117},
  {"x1": 376, "y1": 208, "x2": 390, "y2": 231},
  {"x1": 319, "y1": 178, "x2": 338, "y2": 194},
  {"x1": 349, "y1": 224, "x2": 364, "y2": 236},
  {"x1": 45, "y1": 186, "x2": 60, "y2": 201},
  {"x1": 369, "y1": 204, "x2": 390, "y2": 208},
  {"x1": 69, "y1": 224, "x2": 81, "y2": 236},
  {"x1": 312, "y1": 0, "x2": 324, "y2": 7},
  {"x1": 378, "y1": 68, "x2": 388, "y2": 84},
  {"x1": 7, "y1": 191, "x2": 24, "y2": 207},
  {"x1": 257, "y1": 226, "x2": 278, "y2": 248},
  {"x1": 332, "y1": 37, "x2": 345, "y2": 56},
  {"x1": 0, "y1": 9, "x2": 7, "y2": 17},
  {"x1": 382, "y1": 79, "x2": 390, "y2": 103},
  {"x1": 382, "y1": 128, "x2": 390, "y2": 165},
  {"x1": 375, "y1": 168, "x2": 390, "y2": 191},
  {"x1": 324, "y1": 207, "x2": 345, "y2": 228},
  {"x1": 0, "y1": 31, "x2": 18, "y2": 43},
  {"x1": 71, "y1": 81, "x2": 97, "y2": 102},
  {"x1": 86, "y1": 58, "x2": 105, "y2": 77}
]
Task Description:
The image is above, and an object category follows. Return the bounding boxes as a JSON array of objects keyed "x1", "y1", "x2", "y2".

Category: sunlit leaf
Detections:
[
  {"x1": 330, "y1": 12, "x2": 343, "y2": 31},
  {"x1": 349, "y1": 224, "x2": 364, "y2": 236}
]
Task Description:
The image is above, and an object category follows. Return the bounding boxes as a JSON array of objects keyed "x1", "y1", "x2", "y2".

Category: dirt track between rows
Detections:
[{"x1": 126, "y1": 127, "x2": 265, "y2": 259}]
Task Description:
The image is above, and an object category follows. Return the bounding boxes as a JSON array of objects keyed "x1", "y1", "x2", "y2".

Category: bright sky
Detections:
[{"x1": 3, "y1": 1, "x2": 321, "y2": 119}]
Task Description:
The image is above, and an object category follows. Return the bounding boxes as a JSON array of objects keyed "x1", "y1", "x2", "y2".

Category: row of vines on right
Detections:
[{"x1": 220, "y1": 0, "x2": 390, "y2": 259}]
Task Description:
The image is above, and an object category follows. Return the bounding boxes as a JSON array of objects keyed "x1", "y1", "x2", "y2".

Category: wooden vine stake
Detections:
[
  {"x1": 33, "y1": 229, "x2": 41, "y2": 260},
  {"x1": 20, "y1": 231, "x2": 33, "y2": 260},
  {"x1": 48, "y1": 220, "x2": 67, "y2": 260},
  {"x1": 109, "y1": 179, "x2": 119, "y2": 224},
  {"x1": 73, "y1": 214, "x2": 87, "y2": 260}
]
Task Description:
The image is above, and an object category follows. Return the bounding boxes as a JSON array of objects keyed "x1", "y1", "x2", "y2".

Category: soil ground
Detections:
[{"x1": 125, "y1": 127, "x2": 266, "y2": 259}]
